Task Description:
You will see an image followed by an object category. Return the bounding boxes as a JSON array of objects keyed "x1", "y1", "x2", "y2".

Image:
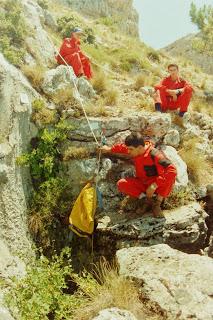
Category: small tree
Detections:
[{"x1": 189, "y1": 2, "x2": 213, "y2": 56}]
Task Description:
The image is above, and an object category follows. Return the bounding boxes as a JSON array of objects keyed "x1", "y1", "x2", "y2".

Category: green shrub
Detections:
[
  {"x1": 37, "y1": 0, "x2": 48, "y2": 10},
  {"x1": 6, "y1": 254, "x2": 146, "y2": 320},
  {"x1": 17, "y1": 124, "x2": 71, "y2": 182},
  {"x1": 28, "y1": 177, "x2": 71, "y2": 248},
  {"x1": 31, "y1": 99, "x2": 57, "y2": 125},
  {"x1": 0, "y1": 0, "x2": 28, "y2": 65},
  {"x1": 6, "y1": 248, "x2": 90, "y2": 320},
  {"x1": 57, "y1": 15, "x2": 95, "y2": 44},
  {"x1": 147, "y1": 49, "x2": 160, "y2": 63},
  {"x1": 16, "y1": 118, "x2": 73, "y2": 249}
]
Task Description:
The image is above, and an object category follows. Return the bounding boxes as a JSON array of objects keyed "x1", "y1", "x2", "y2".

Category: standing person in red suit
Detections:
[
  {"x1": 56, "y1": 27, "x2": 93, "y2": 79},
  {"x1": 153, "y1": 64, "x2": 193, "y2": 117},
  {"x1": 100, "y1": 132, "x2": 177, "y2": 217}
]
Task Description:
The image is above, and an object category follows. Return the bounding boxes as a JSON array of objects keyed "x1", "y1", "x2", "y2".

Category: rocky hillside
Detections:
[
  {"x1": 0, "y1": 0, "x2": 213, "y2": 319},
  {"x1": 162, "y1": 33, "x2": 213, "y2": 75},
  {"x1": 58, "y1": 0, "x2": 139, "y2": 37}
]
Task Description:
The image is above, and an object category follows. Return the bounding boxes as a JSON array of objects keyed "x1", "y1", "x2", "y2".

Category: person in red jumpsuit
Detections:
[
  {"x1": 56, "y1": 27, "x2": 92, "y2": 79},
  {"x1": 153, "y1": 64, "x2": 193, "y2": 117},
  {"x1": 100, "y1": 132, "x2": 177, "y2": 217}
]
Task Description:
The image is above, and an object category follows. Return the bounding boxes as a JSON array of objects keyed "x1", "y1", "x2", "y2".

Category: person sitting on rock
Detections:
[
  {"x1": 56, "y1": 27, "x2": 93, "y2": 79},
  {"x1": 100, "y1": 132, "x2": 177, "y2": 217},
  {"x1": 153, "y1": 64, "x2": 193, "y2": 117}
]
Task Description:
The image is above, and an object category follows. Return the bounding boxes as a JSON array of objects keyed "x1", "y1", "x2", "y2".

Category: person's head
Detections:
[
  {"x1": 168, "y1": 64, "x2": 179, "y2": 80},
  {"x1": 71, "y1": 27, "x2": 83, "y2": 39},
  {"x1": 125, "y1": 132, "x2": 145, "y2": 157}
]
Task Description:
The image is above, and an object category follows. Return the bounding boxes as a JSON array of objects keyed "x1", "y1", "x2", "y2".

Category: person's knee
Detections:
[{"x1": 117, "y1": 179, "x2": 127, "y2": 192}]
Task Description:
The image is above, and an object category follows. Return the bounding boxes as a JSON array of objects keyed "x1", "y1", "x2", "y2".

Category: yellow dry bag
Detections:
[{"x1": 69, "y1": 183, "x2": 97, "y2": 237}]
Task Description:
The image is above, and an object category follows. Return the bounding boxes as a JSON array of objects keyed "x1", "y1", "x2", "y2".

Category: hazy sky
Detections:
[{"x1": 133, "y1": 0, "x2": 213, "y2": 49}]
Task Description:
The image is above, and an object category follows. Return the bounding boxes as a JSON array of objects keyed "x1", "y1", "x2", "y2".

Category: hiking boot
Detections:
[
  {"x1": 136, "y1": 198, "x2": 152, "y2": 215},
  {"x1": 119, "y1": 196, "x2": 137, "y2": 214},
  {"x1": 173, "y1": 114, "x2": 184, "y2": 127},
  {"x1": 151, "y1": 200, "x2": 163, "y2": 218}
]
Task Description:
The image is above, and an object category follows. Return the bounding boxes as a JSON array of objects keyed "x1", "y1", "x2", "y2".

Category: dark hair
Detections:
[
  {"x1": 125, "y1": 133, "x2": 145, "y2": 147},
  {"x1": 168, "y1": 64, "x2": 179, "y2": 70}
]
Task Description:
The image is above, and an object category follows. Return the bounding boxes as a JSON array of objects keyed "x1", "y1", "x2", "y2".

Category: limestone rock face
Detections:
[
  {"x1": 67, "y1": 113, "x2": 171, "y2": 142},
  {"x1": 92, "y1": 308, "x2": 138, "y2": 320},
  {"x1": 96, "y1": 202, "x2": 207, "y2": 255},
  {"x1": 0, "y1": 53, "x2": 37, "y2": 258},
  {"x1": 117, "y1": 244, "x2": 213, "y2": 320},
  {"x1": 22, "y1": 0, "x2": 55, "y2": 66},
  {"x1": 61, "y1": 0, "x2": 139, "y2": 37}
]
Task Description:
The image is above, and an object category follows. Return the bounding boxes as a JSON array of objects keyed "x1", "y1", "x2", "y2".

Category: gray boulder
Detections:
[
  {"x1": 41, "y1": 65, "x2": 76, "y2": 95},
  {"x1": 117, "y1": 244, "x2": 213, "y2": 320},
  {"x1": 76, "y1": 77, "x2": 96, "y2": 99},
  {"x1": 160, "y1": 145, "x2": 188, "y2": 188},
  {"x1": 96, "y1": 202, "x2": 207, "y2": 255},
  {"x1": 42, "y1": 65, "x2": 96, "y2": 100},
  {"x1": 92, "y1": 308, "x2": 138, "y2": 320},
  {"x1": 163, "y1": 129, "x2": 180, "y2": 147}
]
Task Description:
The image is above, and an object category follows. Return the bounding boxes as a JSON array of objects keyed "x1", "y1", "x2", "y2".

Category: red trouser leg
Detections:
[
  {"x1": 79, "y1": 52, "x2": 93, "y2": 79},
  {"x1": 155, "y1": 169, "x2": 177, "y2": 197},
  {"x1": 64, "y1": 53, "x2": 84, "y2": 77},
  {"x1": 157, "y1": 88, "x2": 192, "y2": 112},
  {"x1": 177, "y1": 89, "x2": 193, "y2": 113},
  {"x1": 117, "y1": 178, "x2": 146, "y2": 198},
  {"x1": 157, "y1": 88, "x2": 170, "y2": 112},
  {"x1": 82, "y1": 60, "x2": 92, "y2": 79}
]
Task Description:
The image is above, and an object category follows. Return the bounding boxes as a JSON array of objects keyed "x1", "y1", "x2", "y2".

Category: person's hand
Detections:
[
  {"x1": 172, "y1": 94, "x2": 177, "y2": 101},
  {"x1": 166, "y1": 89, "x2": 176, "y2": 96},
  {"x1": 98, "y1": 145, "x2": 111, "y2": 154},
  {"x1": 146, "y1": 183, "x2": 157, "y2": 198},
  {"x1": 166, "y1": 89, "x2": 177, "y2": 101}
]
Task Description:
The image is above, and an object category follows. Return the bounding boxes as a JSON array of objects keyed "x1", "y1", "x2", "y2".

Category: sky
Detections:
[{"x1": 133, "y1": 0, "x2": 213, "y2": 49}]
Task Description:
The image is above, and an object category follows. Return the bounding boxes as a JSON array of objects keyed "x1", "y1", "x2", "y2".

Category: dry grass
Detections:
[
  {"x1": 84, "y1": 99, "x2": 108, "y2": 116},
  {"x1": 22, "y1": 65, "x2": 45, "y2": 91},
  {"x1": 28, "y1": 212, "x2": 43, "y2": 236},
  {"x1": 199, "y1": 77, "x2": 207, "y2": 90},
  {"x1": 179, "y1": 138, "x2": 213, "y2": 185},
  {"x1": 138, "y1": 96, "x2": 154, "y2": 112},
  {"x1": 63, "y1": 146, "x2": 90, "y2": 160},
  {"x1": 134, "y1": 73, "x2": 156, "y2": 91},
  {"x1": 103, "y1": 87, "x2": 119, "y2": 105},
  {"x1": 191, "y1": 97, "x2": 212, "y2": 117},
  {"x1": 74, "y1": 259, "x2": 160, "y2": 320},
  {"x1": 51, "y1": 87, "x2": 79, "y2": 110},
  {"x1": 91, "y1": 71, "x2": 108, "y2": 94}
]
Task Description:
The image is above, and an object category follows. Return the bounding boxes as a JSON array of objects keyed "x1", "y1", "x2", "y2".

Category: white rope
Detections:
[
  {"x1": 48, "y1": 35, "x2": 104, "y2": 180},
  {"x1": 55, "y1": 48, "x2": 99, "y2": 145}
]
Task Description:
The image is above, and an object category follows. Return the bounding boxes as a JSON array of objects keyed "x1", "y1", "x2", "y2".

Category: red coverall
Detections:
[
  {"x1": 56, "y1": 36, "x2": 92, "y2": 79},
  {"x1": 154, "y1": 76, "x2": 193, "y2": 112},
  {"x1": 111, "y1": 142, "x2": 177, "y2": 198}
]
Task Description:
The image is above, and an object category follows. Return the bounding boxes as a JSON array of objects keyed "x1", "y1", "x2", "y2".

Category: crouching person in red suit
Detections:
[
  {"x1": 56, "y1": 27, "x2": 92, "y2": 79},
  {"x1": 154, "y1": 64, "x2": 193, "y2": 117},
  {"x1": 100, "y1": 132, "x2": 177, "y2": 217}
]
